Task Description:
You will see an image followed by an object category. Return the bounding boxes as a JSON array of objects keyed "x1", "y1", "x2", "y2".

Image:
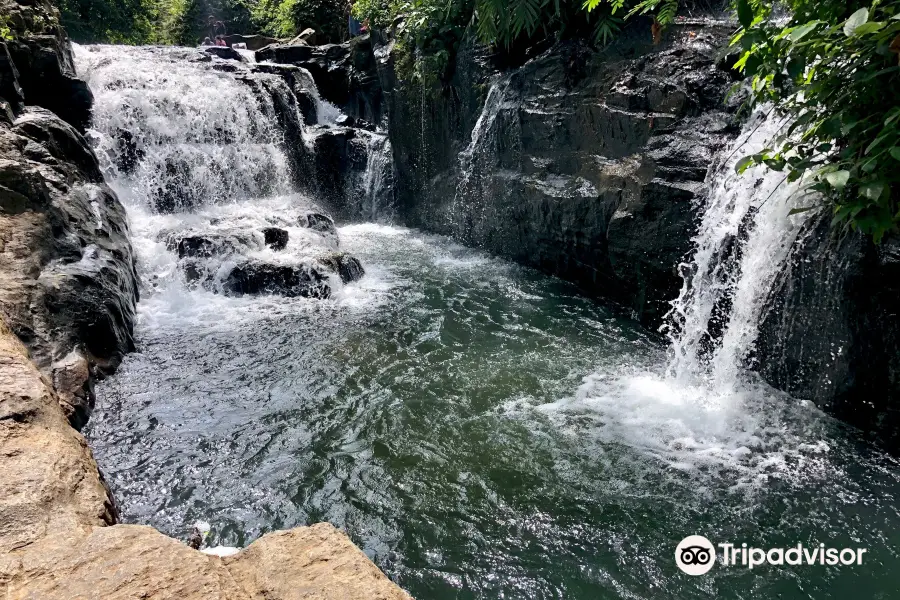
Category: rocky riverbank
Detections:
[{"x1": 0, "y1": 1, "x2": 409, "y2": 597}]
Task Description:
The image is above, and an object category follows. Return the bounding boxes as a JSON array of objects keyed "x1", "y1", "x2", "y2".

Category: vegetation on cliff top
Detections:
[
  {"x1": 734, "y1": 0, "x2": 900, "y2": 242},
  {"x1": 57, "y1": 0, "x2": 345, "y2": 44}
]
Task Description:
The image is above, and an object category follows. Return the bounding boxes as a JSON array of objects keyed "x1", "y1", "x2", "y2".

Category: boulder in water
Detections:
[
  {"x1": 299, "y1": 211, "x2": 338, "y2": 236},
  {"x1": 174, "y1": 235, "x2": 247, "y2": 259},
  {"x1": 223, "y1": 262, "x2": 331, "y2": 298},
  {"x1": 289, "y1": 28, "x2": 318, "y2": 46},
  {"x1": 319, "y1": 252, "x2": 365, "y2": 284},
  {"x1": 203, "y1": 46, "x2": 243, "y2": 62},
  {"x1": 224, "y1": 34, "x2": 280, "y2": 51},
  {"x1": 262, "y1": 227, "x2": 289, "y2": 251},
  {"x1": 335, "y1": 114, "x2": 356, "y2": 127}
]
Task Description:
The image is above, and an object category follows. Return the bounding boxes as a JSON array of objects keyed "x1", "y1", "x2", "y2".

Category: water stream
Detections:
[{"x1": 75, "y1": 46, "x2": 900, "y2": 598}]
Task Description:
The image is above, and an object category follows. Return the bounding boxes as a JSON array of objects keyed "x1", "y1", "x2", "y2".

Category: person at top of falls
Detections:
[
  {"x1": 201, "y1": 36, "x2": 213, "y2": 46},
  {"x1": 346, "y1": 0, "x2": 365, "y2": 38},
  {"x1": 207, "y1": 15, "x2": 226, "y2": 42},
  {"x1": 215, "y1": 35, "x2": 227, "y2": 47}
]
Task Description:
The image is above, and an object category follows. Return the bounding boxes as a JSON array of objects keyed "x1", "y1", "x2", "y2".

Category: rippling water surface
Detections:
[{"x1": 87, "y1": 221, "x2": 900, "y2": 599}]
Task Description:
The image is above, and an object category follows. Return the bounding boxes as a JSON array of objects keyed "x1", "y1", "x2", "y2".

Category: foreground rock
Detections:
[{"x1": 3, "y1": 521, "x2": 411, "y2": 599}]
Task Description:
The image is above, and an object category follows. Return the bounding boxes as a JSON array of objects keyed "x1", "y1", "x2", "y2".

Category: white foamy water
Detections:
[
  {"x1": 73, "y1": 44, "x2": 375, "y2": 316},
  {"x1": 536, "y1": 110, "x2": 827, "y2": 487}
]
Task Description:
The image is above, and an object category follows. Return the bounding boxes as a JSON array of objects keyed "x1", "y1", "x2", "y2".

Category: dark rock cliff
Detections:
[
  {"x1": 0, "y1": 0, "x2": 138, "y2": 428},
  {"x1": 757, "y1": 219, "x2": 900, "y2": 449},
  {"x1": 374, "y1": 21, "x2": 741, "y2": 327}
]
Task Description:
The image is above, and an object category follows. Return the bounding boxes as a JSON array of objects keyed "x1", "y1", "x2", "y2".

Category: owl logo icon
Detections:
[{"x1": 675, "y1": 536, "x2": 716, "y2": 575}]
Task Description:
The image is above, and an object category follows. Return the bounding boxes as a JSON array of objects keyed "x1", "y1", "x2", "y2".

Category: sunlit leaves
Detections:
[
  {"x1": 844, "y1": 8, "x2": 869, "y2": 36},
  {"x1": 824, "y1": 170, "x2": 850, "y2": 189},
  {"x1": 787, "y1": 21, "x2": 820, "y2": 42},
  {"x1": 732, "y1": 0, "x2": 900, "y2": 241}
]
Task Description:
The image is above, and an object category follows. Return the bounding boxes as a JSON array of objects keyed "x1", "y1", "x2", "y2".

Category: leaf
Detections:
[
  {"x1": 844, "y1": 8, "x2": 869, "y2": 36},
  {"x1": 850, "y1": 21, "x2": 884, "y2": 36},
  {"x1": 788, "y1": 206, "x2": 816, "y2": 215},
  {"x1": 861, "y1": 181, "x2": 886, "y2": 200},
  {"x1": 735, "y1": 155, "x2": 755, "y2": 174},
  {"x1": 737, "y1": 0, "x2": 753, "y2": 29},
  {"x1": 866, "y1": 135, "x2": 888, "y2": 155},
  {"x1": 891, "y1": 147, "x2": 900, "y2": 161},
  {"x1": 788, "y1": 21, "x2": 820, "y2": 42},
  {"x1": 824, "y1": 170, "x2": 850, "y2": 189}
]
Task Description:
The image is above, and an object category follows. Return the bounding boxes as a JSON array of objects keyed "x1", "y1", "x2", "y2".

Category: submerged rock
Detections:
[
  {"x1": 299, "y1": 211, "x2": 338, "y2": 236},
  {"x1": 173, "y1": 234, "x2": 250, "y2": 258},
  {"x1": 319, "y1": 252, "x2": 365, "y2": 284},
  {"x1": 223, "y1": 262, "x2": 331, "y2": 299},
  {"x1": 262, "y1": 227, "x2": 289, "y2": 250}
]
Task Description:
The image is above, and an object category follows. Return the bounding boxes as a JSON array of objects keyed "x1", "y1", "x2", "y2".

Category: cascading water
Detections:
[
  {"x1": 75, "y1": 44, "x2": 363, "y2": 301},
  {"x1": 80, "y1": 46, "x2": 293, "y2": 212},
  {"x1": 356, "y1": 131, "x2": 394, "y2": 221},
  {"x1": 666, "y1": 109, "x2": 809, "y2": 388},
  {"x1": 76, "y1": 45, "x2": 900, "y2": 600}
]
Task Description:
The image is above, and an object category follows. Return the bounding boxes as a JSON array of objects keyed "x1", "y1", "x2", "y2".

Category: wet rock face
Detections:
[
  {"x1": 224, "y1": 263, "x2": 331, "y2": 298},
  {"x1": 757, "y1": 218, "x2": 900, "y2": 450},
  {"x1": 299, "y1": 212, "x2": 338, "y2": 236},
  {"x1": 319, "y1": 252, "x2": 365, "y2": 284},
  {"x1": 1, "y1": 0, "x2": 93, "y2": 131},
  {"x1": 309, "y1": 127, "x2": 369, "y2": 210},
  {"x1": 262, "y1": 226, "x2": 289, "y2": 250},
  {"x1": 379, "y1": 23, "x2": 740, "y2": 327},
  {"x1": 256, "y1": 34, "x2": 383, "y2": 125},
  {"x1": 0, "y1": 108, "x2": 138, "y2": 384}
]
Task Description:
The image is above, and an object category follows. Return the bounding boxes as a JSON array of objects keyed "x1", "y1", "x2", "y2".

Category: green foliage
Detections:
[
  {"x1": 733, "y1": 0, "x2": 900, "y2": 242},
  {"x1": 57, "y1": 0, "x2": 342, "y2": 45},
  {"x1": 58, "y1": 0, "x2": 160, "y2": 43},
  {"x1": 252, "y1": 0, "x2": 345, "y2": 41},
  {"x1": 355, "y1": 0, "x2": 684, "y2": 52},
  {"x1": 0, "y1": 13, "x2": 13, "y2": 41}
]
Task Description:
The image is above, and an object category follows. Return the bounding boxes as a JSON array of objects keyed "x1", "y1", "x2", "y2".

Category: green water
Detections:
[{"x1": 87, "y1": 222, "x2": 900, "y2": 599}]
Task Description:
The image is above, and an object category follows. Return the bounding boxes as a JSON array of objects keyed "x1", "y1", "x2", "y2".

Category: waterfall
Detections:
[
  {"x1": 357, "y1": 132, "x2": 394, "y2": 221},
  {"x1": 665, "y1": 109, "x2": 810, "y2": 389},
  {"x1": 451, "y1": 79, "x2": 511, "y2": 239},
  {"x1": 73, "y1": 44, "x2": 368, "y2": 303},
  {"x1": 540, "y1": 109, "x2": 827, "y2": 486},
  {"x1": 76, "y1": 45, "x2": 294, "y2": 213}
]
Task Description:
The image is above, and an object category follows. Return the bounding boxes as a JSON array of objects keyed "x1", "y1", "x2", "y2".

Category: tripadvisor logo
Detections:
[
  {"x1": 675, "y1": 536, "x2": 716, "y2": 575},
  {"x1": 675, "y1": 536, "x2": 868, "y2": 575}
]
